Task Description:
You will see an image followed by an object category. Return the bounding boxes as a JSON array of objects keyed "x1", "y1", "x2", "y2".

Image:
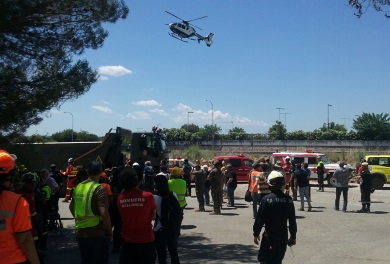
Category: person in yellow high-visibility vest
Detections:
[
  {"x1": 168, "y1": 167, "x2": 187, "y2": 209},
  {"x1": 69, "y1": 161, "x2": 112, "y2": 264},
  {"x1": 168, "y1": 166, "x2": 187, "y2": 236}
]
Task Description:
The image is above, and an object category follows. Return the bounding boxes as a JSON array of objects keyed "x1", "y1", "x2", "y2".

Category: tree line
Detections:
[{"x1": 4, "y1": 112, "x2": 390, "y2": 143}]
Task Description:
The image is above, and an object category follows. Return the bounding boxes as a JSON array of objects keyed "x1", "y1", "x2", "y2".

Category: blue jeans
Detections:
[
  {"x1": 335, "y1": 187, "x2": 348, "y2": 211},
  {"x1": 227, "y1": 186, "x2": 236, "y2": 206},
  {"x1": 77, "y1": 236, "x2": 109, "y2": 264},
  {"x1": 204, "y1": 186, "x2": 210, "y2": 206},
  {"x1": 252, "y1": 192, "x2": 259, "y2": 218}
]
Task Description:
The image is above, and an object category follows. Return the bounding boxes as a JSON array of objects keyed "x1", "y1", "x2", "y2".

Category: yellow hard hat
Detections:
[{"x1": 171, "y1": 166, "x2": 181, "y2": 176}]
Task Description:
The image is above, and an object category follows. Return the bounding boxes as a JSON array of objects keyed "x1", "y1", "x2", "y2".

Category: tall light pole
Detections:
[
  {"x1": 64, "y1": 111, "x2": 74, "y2": 142},
  {"x1": 281, "y1": 112, "x2": 291, "y2": 130},
  {"x1": 187, "y1": 111, "x2": 193, "y2": 139},
  {"x1": 276, "y1": 107, "x2": 284, "y2": 122},
  {"x1": 327, "y1": 104, "x2": 332, "y2": 129},
  {"x1": 205, "y1": 99, "x2": 214, "y2": 150},
  {"x1": 230, "y1": 121, "x2": 234, "y2": 130}
]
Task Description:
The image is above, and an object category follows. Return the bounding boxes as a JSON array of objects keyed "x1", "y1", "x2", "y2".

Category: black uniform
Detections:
[
  {"x1": 253, "y1": 189, "x2": 297, "y2": 264},
  {"x1": 317, "y1": 161, "x2": 325, "y2": 191},
  {"x1": 360, "y1": 169, "x2": 372, "y2": 211}
]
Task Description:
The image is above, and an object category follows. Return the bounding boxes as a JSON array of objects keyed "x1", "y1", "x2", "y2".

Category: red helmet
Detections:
[
  {"x1": 0, "y1": 150, "x2": 15, "y2": 174},
  {"x1": 100, "y1": 172, "x2": 108, "y2": 179}
]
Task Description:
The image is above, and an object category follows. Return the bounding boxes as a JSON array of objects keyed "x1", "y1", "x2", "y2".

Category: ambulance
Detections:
[{"x1": 271, "y1": 150, "x2": 341, "y2": 186}]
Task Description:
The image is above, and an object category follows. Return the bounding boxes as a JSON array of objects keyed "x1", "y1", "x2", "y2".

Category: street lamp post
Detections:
[
  {"x1": 327, "y1": 104, "x2": 332, "y2": 129},
  {"x1": 281, "y1": 112, "x2": 291, "y2": 130},
  {"x1": 230, "y1": 121, "x2": 234, "y2": 130},
  {"x1": 276, "y1": 107, "x2": 284, "y2": 122},
  {"x1": 205, "y1": 99, "x2": 214, "y2": 150},
  {"x1": 187, "y1": 111, "x2": 193, "y2": 139},
  {"x1": 64, "y1": 111, "x2": 74, "y2": 142}
]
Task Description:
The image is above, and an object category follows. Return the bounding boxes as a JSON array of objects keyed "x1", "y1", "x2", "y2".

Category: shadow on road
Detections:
[
  {"x1": 178, "y1": 233, "x2": 258, "y2": 263},
  {"x1": 46, "y1": 228, "x2": 79, "y2": 264}
]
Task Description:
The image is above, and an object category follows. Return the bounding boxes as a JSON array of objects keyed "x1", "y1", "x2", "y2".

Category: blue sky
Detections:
[{"x1": 27, "y1": 1, "x2": 390, "y2": 137}]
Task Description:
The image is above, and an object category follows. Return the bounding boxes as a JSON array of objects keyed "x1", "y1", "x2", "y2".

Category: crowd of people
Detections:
[{"x1": 0, "y1": 149, "x2": 374, "y2": 264}]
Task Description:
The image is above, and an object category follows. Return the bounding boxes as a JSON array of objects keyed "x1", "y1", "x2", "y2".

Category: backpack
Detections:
[{"x1": 157, "y1": 192, "x2": 182, "y2": 233}]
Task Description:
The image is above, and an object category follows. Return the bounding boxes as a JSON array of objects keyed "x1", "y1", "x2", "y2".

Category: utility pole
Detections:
[
  {"x1": 276, "y1": 107, "x2": 284, "y2": 123},
  {"x1": 187, "y1": 111, "x2": 193, "y2": 140},
  {"x1": 205, "y1": 99, "x2": 214, "y2": 150},
  {"x1": 281, "y1": 112, "x2": 291, "y2": 130},
  {"x1": 327, "y1": 104, "x2": 332, "y2": 129}
]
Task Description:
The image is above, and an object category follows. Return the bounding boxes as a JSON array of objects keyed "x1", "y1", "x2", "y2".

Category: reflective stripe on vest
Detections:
[
  {"x1": 69, "y1": 166, "x2": 78, "y2": 178},
  {"x1": 168, "y1": 179, "x2": 187, "y2": 208},
  {"x1": 74, "y1": 182, "x2": 101, "y2": 229},
  {"x1": 0, "y1": 190, "x2": 28, "y2": 263}
]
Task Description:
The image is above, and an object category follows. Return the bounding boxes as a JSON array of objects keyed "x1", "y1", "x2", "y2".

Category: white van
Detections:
[{"x1": 271, "y1": 151, "x2": 341, "y2": 186}]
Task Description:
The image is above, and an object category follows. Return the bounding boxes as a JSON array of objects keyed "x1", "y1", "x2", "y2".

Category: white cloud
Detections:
[
  {"x1": 134, "y1": 100, "x2": 162, "y2": 107},
  {"x1": 150, "y1": 108, "x2": 169, "y2": 116},
  {"x1": 92, "y1": 105, "x2": 112, "y2": 113},
  {"x1": 171, "y1": 103, "x2": 268, "y2": 131},
  {"x1": 126, "y1": 111, "x2": 150, "y2": 120},
  {"x1": 98, "y1": 65, "x2": 132, "y2": 77}
]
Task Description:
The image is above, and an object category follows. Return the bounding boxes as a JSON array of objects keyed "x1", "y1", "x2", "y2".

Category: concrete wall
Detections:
[{"x1": 167, "y1": 140, "x2": 390, "y2": 154}]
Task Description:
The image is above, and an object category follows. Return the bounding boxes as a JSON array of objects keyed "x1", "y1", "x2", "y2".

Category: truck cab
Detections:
[{"x1": 130, "y1": 126, "x2": 169, "y2": 169}]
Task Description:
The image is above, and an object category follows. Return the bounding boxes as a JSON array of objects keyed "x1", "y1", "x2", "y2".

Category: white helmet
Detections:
[
  {"x1": 285, "y1": 156, "x2": 291, "y2": 160},
  {"x1": 267, "y1": 170, "x2": 285, "y2": 187},
  {"x1": 68, "y1": 158, "x2": 74, "y2": 163}
]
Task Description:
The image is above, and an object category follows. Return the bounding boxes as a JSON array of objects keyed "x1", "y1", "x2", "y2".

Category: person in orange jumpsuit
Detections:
[{"x1": 62, "y1": 158, "x2": 78, "y2": 202}]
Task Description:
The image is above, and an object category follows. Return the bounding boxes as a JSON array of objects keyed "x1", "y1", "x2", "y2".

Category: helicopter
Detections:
[{"x1": 165, "y1": 11, "x2": 214, "y2": 47}]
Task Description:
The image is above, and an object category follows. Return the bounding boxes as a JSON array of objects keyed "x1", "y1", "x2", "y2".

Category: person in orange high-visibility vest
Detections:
[
  {"x1": 0, "y1": 150, "x2": 40, "y2": 264},
  {"x1": 248, "y1": 163, "x2": 261, "y2": 219},
  {"x1": 62, "y1": 157, "x2": 78, "y2": 202}
]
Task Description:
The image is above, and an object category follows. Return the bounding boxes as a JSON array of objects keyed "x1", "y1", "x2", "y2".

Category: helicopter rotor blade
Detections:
[
  {"x1": 165, "y1": 11, "x2": 184, "y2": 21},
  {"x1": 190, "y1": 24, "x2": 203, "y2": 31},
  {"x1": 188, "y1": 15, "x2": 208, "y2": 22}
]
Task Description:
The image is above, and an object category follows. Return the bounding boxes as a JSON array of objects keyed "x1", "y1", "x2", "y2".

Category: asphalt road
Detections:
[{"x1": 48, "y1": 182, "x2": 390, "y2": 264}]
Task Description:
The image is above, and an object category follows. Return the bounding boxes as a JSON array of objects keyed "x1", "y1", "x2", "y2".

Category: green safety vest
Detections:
[
  {"x1": 41, "y1": 185, "x2": 51, "y2": 201},
  {"x1": 168, "y1": 179, "x2": 187, "y2": 208},
  {"x1": 74, "y1": 181, "x2": 101, "y2": 229}
]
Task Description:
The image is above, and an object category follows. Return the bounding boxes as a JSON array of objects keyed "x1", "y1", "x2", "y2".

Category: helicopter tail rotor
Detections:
[
  {"x1": 195, "y1": 33, "x2": 214, "y2": 47},
  {"x1": 204, "y1": 33, "x2": 214, "y2": 47}
]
